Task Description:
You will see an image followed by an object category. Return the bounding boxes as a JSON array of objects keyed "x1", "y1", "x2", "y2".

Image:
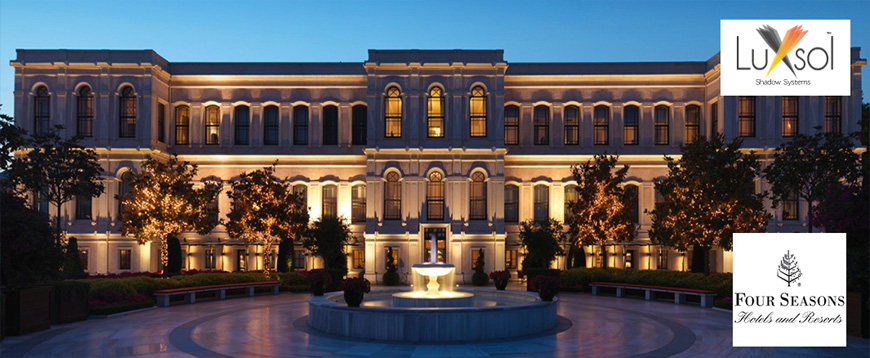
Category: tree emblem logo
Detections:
[{"x1": 777, "y1": 250, "x2": 803, "y2": 287}]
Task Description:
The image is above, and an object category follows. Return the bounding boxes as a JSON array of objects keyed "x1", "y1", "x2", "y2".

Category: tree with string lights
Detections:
[
  {"x1": 649, "y1": 134, "x2": 770, "y2": 274},
  {"x1": 566, "y1": 154, "x2": 636, "y2": 269},
  {"x1": 226, "y1": 163, "x2": 308, "y2": 278},
  {"x1": 119, "y1": 154, "x2": 222, "y2": 272}
]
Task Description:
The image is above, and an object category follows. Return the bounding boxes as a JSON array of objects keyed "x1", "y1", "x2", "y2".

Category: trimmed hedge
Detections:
[
  {"x1": 561, "y1": 268, "x2": 733, "y2": 309},
  {"x1": 277, "y1": 272, "x2": 308, "y2": 292}
]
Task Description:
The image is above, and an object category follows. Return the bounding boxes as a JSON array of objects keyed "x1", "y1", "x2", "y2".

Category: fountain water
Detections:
[{"x1": 391, "y1": 234, "x2": 474, "y2": 307}]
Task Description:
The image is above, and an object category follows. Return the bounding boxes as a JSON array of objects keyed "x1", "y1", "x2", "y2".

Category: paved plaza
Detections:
[{"x1": 1, "y1": 288, "x2": 868, "y2": 357}]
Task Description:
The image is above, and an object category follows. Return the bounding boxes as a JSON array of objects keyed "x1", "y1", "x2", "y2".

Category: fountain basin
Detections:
[{"x1": 391, "y1": 290, "x2": 475, "y2": 308}]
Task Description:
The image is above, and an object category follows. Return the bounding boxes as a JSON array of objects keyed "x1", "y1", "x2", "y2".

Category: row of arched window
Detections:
[
  {"x1": 33, "y1": 85, "x2": 138, "y2": 138},
  {"x1": 387, "y1": 85, "x2": 489, "y2": 139},
  {"x1": 506, "y1": 104, "x2": 702, "y2": 146},
  {"x1": 383, "y1": 171, "x2": 490, "y2": 221},
  {"x1": 504, "y1": 183, "x2": 641, "y2": 224}
]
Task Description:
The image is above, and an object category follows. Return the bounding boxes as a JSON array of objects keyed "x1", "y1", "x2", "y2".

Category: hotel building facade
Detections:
[{"x1": 10, "y1": 48, "x2": 866, "y2": 281}]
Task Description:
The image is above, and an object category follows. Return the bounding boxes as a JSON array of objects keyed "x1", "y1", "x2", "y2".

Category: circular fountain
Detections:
[{"x1": 307, "y1": 234, "x2": 559, "y2": 342}]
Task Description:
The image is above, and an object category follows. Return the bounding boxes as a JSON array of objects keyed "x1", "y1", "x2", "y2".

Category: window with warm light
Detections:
[
  {"x1": 175, "y1": 106, "x2": 190, "y2": 145},
  {"x1": 77, "y1": 86, "x2": 94, "y2": 137},
  {"x1": 782, "y1": 97, "x2": 798, "y2": 137},
  {"x1": 623, "y1": 105, "x2": 639, "y2": 145},
  {"x1": 564, "y1": 184, "x2": 577, "y2": 223},
  {"x1": 385, "y1": 247, "x2": 400, "y2": 269},
  {"x1": 385, "y1": 86, "x2": 402, "y2": 138},
  {"x1": 534, "y1": 105, "x2": 549, "y2": 145},
  {"x1": 594, "y1": 105, "x2": 609, "y2": 145},
  {"x1": 783, "y1": 191, "x2": 799, "y2": 220},
  {"x1": 658, "y1": 249, "x2": 668, "y2": 270},
  {"x1": 471, "y1": 248, "x2": 485, "y2": 270},
  {"x1": 237, "y1": 250, "x2": 246, "y2": 271},
  {"x1": 427, "y1": 172, "x2": 444, "y2": 221},
  {"x1": 119, "y1": 249, "x2": 131, "y2": 270},
  {"x1": 624, "y1": 184, "x2": 639, "y2": 224},
  {"x1": 293, "y1": 105, "x2": 309, "y2": 145},
  {"x1": 204, "y1": 105, "x2": 220, "y2": 145},
  {"x1": 322, "y1": 184, "x2": 337, "y2": 217},
  {"x1": 427, "y1": 87, "x2": 444, "y2": 138},
  {"x1": 80, "y1": 249, "x2": 89, "y2": 271},
  {"x1": 564, "y1": 105, "x2": 579, "y2": 145},
  {"x1": 119, "y1": 86, "x2": 137, "y2": 138},
  {"x1": 263, "y1": 105, "x2": 279, "y2": 145},
  {"x1": 504, "y1": 185, "x2": 519, "y2": 223},
  {"x1": 234, "y1": 105, "x2": 250, "y2": 145},
  {"x1": 293, "y1": 184, "x2": 307, "y2": 208},
  {"x1": 353, "y1": 249, "x2": 364, "y2": 269},
  {"x1": 738, "y1": 96, "x2": 756, "y2": 137},
  {"x1": 351, "y1": 184, "x2": 366, "y2": 223},
  {"x1": 323, "y1": 105, "x2": 338, "y2": 145},
  {"x1": 825, "y1": 97, "x2": 841, "y2": 133},
  {"x1": 685, "y1": 104, "x2": 700, "y2": 144},
  {"x1": 384, "y1": 172, "x2": 401, "y2": 220},
  {"x1": 470, "y1": 86, "x2": 487, "y2": 137},
  {"x1": 504, "y1": 105, "x2": 519, "y2": 145},
  {"x1": 505, "y1": 248, "x2": 518, "y2": 269},
  {"x1": 76, "y1": 195, "x2": 92, "y2": 220},
  {"x1": 33, "y1": 86, "x2": 50, "y2": 135},
  {"x1": 534, "y1": 185, "x2": 549, "y2": 222},
  {"x1": 205, "y1": 248, "x2": 216, "y2": 269},
  {"x1": 654, "y1": 105, "x2": 669, "y2": 145},
  {"x1": 118, "y1": 171, "x2": 133, "y2": 216},
  {"x1": 469, "y1": 172, "x2": 487, "y2": 220},
  {"x1": 352, "y1": 105, "x2": 367, "y2": 145}
]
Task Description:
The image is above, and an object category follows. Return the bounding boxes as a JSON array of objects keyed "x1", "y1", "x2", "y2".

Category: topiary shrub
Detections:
[
  {"x1": 166, "y1": 236, "x2": 182, "y2": 275},
  {"x1": 382, "y1": 247, "x2": 401, "y2": 286},
  {"x1": 61, "y1": 237, "x2": 87, "y2": 279},
  {"x1": 277, "y1": 238, "x2": 293, "y2": 273},
  {"x1": 471, "y1": 248, "x2": 488, "y2": 286}
]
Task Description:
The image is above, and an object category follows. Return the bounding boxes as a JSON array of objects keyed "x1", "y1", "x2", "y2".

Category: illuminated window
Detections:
[
  {"x1": 654, "y1": 105, "x2": 669, "y2": 145},
  {"x1": 323, "y1": 105, "x2": 338, "y2": 145},
  {"x1": 783, "y1": 191, "x2": 799, "y2": 221},
  {"x1": 658, "y1": 248, "x2": 668, "y2": 270},
  {"x1": 471, "y1": 248, "x2": 485, "y2": 270},
  {"x1": 469, "y1": 172, "x2": 487, "y2": 220},
  {"x1": 427, "y1": 172, "x2": 444, "y2": 221},
  {"x1": 564, "y1": 105, "x2": 579, "y2": 145},
  {"x1": 534, "y1": 185, "x2": 549, "y2": 222},
  {"x1": 234, "y1": 105, "x2": 250, "y2": 145},
  {"x1": 385, "y1": 86, "x2": 402, "y2": 138},
  {"x1": 623, "y1": 105, "x2": 639, "y2": 145},
  {"x1": 157, "y1": 103, "x2": 166, "y2": 143},
  {"x1": 76, "y1": 195, "x2": 92, "y2": 220},
  {"x1": 352, "y1": 105, "x2": 367, "y2": 145},
  {"x1": 685, "y1": 105, "x2": 700, "y2": 144},
  {"x1": 564, "y1": 184, "x2": 577, "y2": 223},
  {"x1": 825, "y1": 97, "x2": 841, "y2": 133},
  {"x1": 534, "y1": 105, "x2": 549, "y2": 145},
  {"x1": 384, "y1": 172, "x2": 401, "y2": 220},
  {"x1": 423, "y1": 228, "x2": 446, "y2": 262},
  {"x1": 624, "y1": 184, "x2": 639, "y2": 224},
  {"x1": 237, "y1": 250, "x2": 247, "y2": 271},
  {"x1": 505, "y1": 248, "x2": 518, "y2": 269},
  {"x1": 77, "y1": 86, "x2": 94, "y2": 137},
  {"x1": 594, "y1": 105, "x2": 609, "y2": 145},
  {"x1": 504, "y1": 185, "x2": 519, "y2": 223},
  {"x1": 505, "y1": 105, "x2": 519, "y2": 145},
  {"x1": 711, "y1": 102, "x2": 719, "y2": 136},
  {"x1": 738, "y1": 96, "x2": 756, "y2": 137},
  {"x1": 175, "y1": 106, "x2": 190, "y2": 145},
  {"x1": 782, "y1": 97, "x2": 798, "y2": 137},
  {"x1": 470, "y1": 86, "x2": 487, "y2": 137},
  {"x1": 263, "y1": 105, "x2": 279, "y2": 145},
  {"x1": 625, "y1": 250, "x2": 635, "y2": 269},
  {"x1": 293, "y1": 184, "x2": 308, "y2": 208},
  {"x1": 80, "y1": 249, "x2": 89, "y2": 271},
  {"x1": 351, "y1": 184, "x2": 366, "y2": 223},
  {"x1": 385, "y1": 247, "x2": 400, "y2": 269},
  {"x1": 427, "y1": 87, "x2": 445, "y2": 138},
  {"x1": 293, "y1": 249, "x2": 306, "y2": 269},
  {"x1": 322, "y1": 184, "x2": 337, "y2": 217},
  {"x1": 33, "y1": 86, "x2": 50, "y2": 135},
  {"x1": 205, "y1": 248, "x2": 216, "y2": 269},
  {"x1": 204, "y1": 105, "x2": 220, "y2": 145},
  {"x1": 293, "y1": 105, "x2": 309, "y2": 145},
  {"x1": 119, "y1": 249, "x2": 131, "y2": 270},
  {"x1": 118, "y1": 171, "x2": 133, "y2": 216},
  {"x1": 119, "y1": 86, "x2": 137, "y2": 138},
  {"x1": 353, "y1": 249, "x2": 365, "y2": 269},
  {"x1": 207, "y1": 193, "x2": 219, "y2": 225}
]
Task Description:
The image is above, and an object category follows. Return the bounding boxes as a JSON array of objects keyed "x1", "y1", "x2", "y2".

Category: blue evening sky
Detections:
[{"x1": 1, "y1": 0, "x2": 868, "y2": 115}]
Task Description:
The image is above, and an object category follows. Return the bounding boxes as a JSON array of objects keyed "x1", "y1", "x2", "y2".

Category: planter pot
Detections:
[
  {"x1": 495, "y1": 282, "x2": 508, "y2": 290},
  {"x1": 539, "y1": 291, "x2": 557, "y2": 302},
  {"x1": 3, "y1": 286, "x2": 53, "y2": 336},
  {"x1": 311, "y1": 283, "x2": 325, "y2": 296},
  {"x1": 344, "y1": 291, "x2": 365, "y2": 307},
  {"x1": 51, "y1": 284, "x2": 90, "y2": 324}
]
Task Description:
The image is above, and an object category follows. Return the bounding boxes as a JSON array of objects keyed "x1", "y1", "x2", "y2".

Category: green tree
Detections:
[
  {"x1": 1, "y1": 189, "x2": 64, "y2": 288},
  {"x1": 302, "y1": 215, "x2": 354, "y2": 274},
  {"x1": 166, "y1": 236, "x2": 182, "y2": 274},
  {"x1": 226, "y1": 164, "x2": 309, "y2": 278},
  {"x1": 519, "y1": 218, "x2": 566, "y2": 269},
  {"x1": 650, "y1": 134, "x2": 770, "y2": 274},
  {"x1": 277, "y1": 237, "x2": 294, "y2": 273},
  {"x1": 763, "y1": 129, "x2": 861, "y2": 232},
  {"x1": 9, "y1": 125, "x2": 105, "y2": 241},
  {"x1": 62, "y1": 236, "x2": 85, "y2": 277},
  {"x1": 383, "y1": 247, "x2": 400, "y2": 286},
  {"x1": 119, "y1": 154, "x2": 222, "y2": 270},
  {"x1": 567, "y1": 154, "x2": 635, "y2": 268},
  {"x1": 472, "y1": 248, "x2": 488, "y2": 286},
  {"x1": 0, "y1": 107, "x2": 27, "y2": 171}
]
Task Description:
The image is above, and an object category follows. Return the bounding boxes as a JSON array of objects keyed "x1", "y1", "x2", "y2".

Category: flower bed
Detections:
[{"x1": 560, "y1": 268, "x2": 733, "y2": 309}]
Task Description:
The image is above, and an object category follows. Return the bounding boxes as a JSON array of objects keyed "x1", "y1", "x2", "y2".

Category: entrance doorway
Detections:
[{"x1": 423, "y1": 227, "x2": 447, "y2": 263}]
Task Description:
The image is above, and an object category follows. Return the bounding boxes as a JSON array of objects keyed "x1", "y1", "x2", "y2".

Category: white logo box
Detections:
[{"x1": 720, "y1": 20, "x2": 850, "y2": 96}]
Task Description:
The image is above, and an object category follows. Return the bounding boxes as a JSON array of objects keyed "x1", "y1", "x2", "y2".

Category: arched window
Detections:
[
  {"x1": 594, "y1": 105, "x2": 609, "y2": 145},
  {"x1": 427, "y1": 87, "x2": 445, "y2": 138},
  {"x1": 351, "y1": 184, "x2": 366, "y2": 223},
  {"x1": 504, "y1": 185, "x2": 519, "y2": 223},
  {"x1": 175, "y1": 106, "x2": 190, "y2": 145},
  {"x1": 534, "y1": 105, "x2": 549, "y2": 145},
  {"x1": 427, "y1": 171, "x2": 444, "y2": 220},
  {"x1": 384, "y1": 172, "x2": 401, "y2": 220},
  {"x1": 685, "y1": 104, "x2": 701, "y2": 144},
  {"x1": 117, "y1": 171, "x2": 134, "y2": 216},
  {"x1": 624, "y1": 184, "x2": 639, "y2": 224},
  {"x1": 204, "y1": 105, "x2": 220, "y2": 145},
  {"x1": 234, "y1": 105, "x2": 250, "y2": 145},
  {"x1": 470, "y1": 86, "x2": 487, "y2": 137},
  {"x1": 322, "y1": 184, "x2": 337, "y2": 217},
  {"x1": 385, "y1": 86, "x2": 402, "y2": 138},
  {"x1": 33, "y1": 86, "x2": 50, "y2": 135},
  {"x1": 654, "y1": 105, "x2": 669, "y2": 145},
  {"x1": 352, "y1": 105, "x2": 367, "y2": 145},
  {"x1": 533, "y1": 185, "x2": 549, "y2": 222},
  {"x1": 77, "y1": 86, "x2": 94, "y2": 137},
  {"x1": 119, "y1": 86, "x2": 137, "y2": 138},
  {"x1": 293, "y1": 184, "x2": 308, "y2": 208},
  {"x1": 323, "y1": 105, "x2": 338, "y2": 145},
  {"x1": 469, "y1": 172, "x2": 487, "y2": 220},
  {"x1": 293, "y1": 105, "x2": 309, "y2": 145},
  {"x1": 504, "y1": 105, "x2": 519, "y2": 145},
  {"x1": 564, "y1": 184, "x2": 577, "y2": 223},
  {"x1": 623, "y1": 105, "x2": 639, "y2": 145},
  {"x1": 564, "y1": 105, "x2": 580, "y2": 145},
  {"x1": 263, "y1": 105, "x2": 279, "y2": 145}
]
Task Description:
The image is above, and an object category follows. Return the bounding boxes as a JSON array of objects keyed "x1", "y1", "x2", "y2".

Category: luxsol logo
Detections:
[{"x1": 736, "y1": 24, "x2": 833, "y2": 77}]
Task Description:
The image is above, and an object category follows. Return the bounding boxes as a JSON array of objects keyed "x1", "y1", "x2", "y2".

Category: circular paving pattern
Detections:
[{"x1": 1, "y1": 289, "x2": 868, "y2": 357}]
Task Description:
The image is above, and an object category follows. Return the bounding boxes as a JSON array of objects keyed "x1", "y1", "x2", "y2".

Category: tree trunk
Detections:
[
  {"x1": 600, "y1": 244, "x2": 608, "y2": 269},
  {"x1": 262, "y1": 237, "x2": 273, "y2": 279},
  {"x1": 160, "y1": 236, "x2": 169, "y2": 277},
  {"x1": 703, "y1": 246, "x2": 711, "y2": 275},
  {"x1": 807, "y1": 200, "x2": 814, "y2": 233},
  {"x1": 54, "y1": 200, "x2": 63, "y2": 246}
]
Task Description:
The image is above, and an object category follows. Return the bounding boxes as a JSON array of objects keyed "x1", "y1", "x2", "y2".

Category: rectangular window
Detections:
[
  {"x1": 738, "y1": 96, "x2": 756, "y2": 137},
  {"x1": 293, "y1": 106, "x2": 309, "y2": 145},
  {"x1": 505, "y1": 248, "x2": 518, "y2": 269},
  {"x1": 234, "y1": 106, "x2": 250, "y2": 145},
  {"x1": 77, "y1": 92, "x2": 94, "y2": 138},
  {"x1": 825, "y1": 97, "x2": 841, "y2": 134},
  {"x1": 564, "y1": 106, "x2": 580, "y2": 145},
  {"x1": 175, "y1": 106, "x2": 190, "y2": 145},
  {"x1": 654, "y1": 106, "x2": 670, "y2": 145},
  {"x1": 658, "y1": 249, "x2": 668, "y2": 270},
  {"x1": 534, "y1": 185, "x2": 549, "y2": 222},
  {"x1": 208, "y1": 196, "x2": 219, "y2": 225},
  {"x1": 384, "y1": 174, "x2": 402, "y2": 220},
  {"x1": 428, "y1": 90, "x2": 444, "y2": 138},
  {"x1": 264, "y1": 106, "x2": 280, "y2": 145},
  {"x1": 710, "y1": 102, "x2": 719, "y2": 136},
  {"x1": 293, "y1": 249, "x2": 306, "y2": 269},
  {"x1": 33, "y1": 190, "x2": 49, "y2": 214},
  {"x1": 119, "y1": 249, "x2": 131, "y2": 270},
  {"x1": 594, "y1": 106, "x2": 609, "y2": 145},
  {"x1": 423, "y1": 227, "x2": 446, "y2": 263},
  {"x1": 504, "y1": 185, "x2": 519, "y2": 223},
  {"x1": 352, "y1": 105, "x2": 367, "y2": 145},
  {"x1": 470, "y1": 91, "x2": 487, "y2": 137},
  {"x1": 564, "y1": 185, "x2": 577, "y2": 223},
  {"x1": 322, "y1": 106, "x2": 338, "y2": 145},
  {"x1": 237, "y1": 250, "x2": 247, "y2": 271},
  {"x1": 534, "y1": 106, "x2": 549, "y2": 145},
  {"x1": 322, "y1": 185, "x2": 337, "y2": 218},
  {"x1": 205, "y1": 249, "x2": 216, "y2": 269},
  {"x1": 205, "y1": 106, "x2": 220, "y2": 145},
  {"x1": 353, "y1": 249, "x2": 364, "y2": 269},
  {"x1": 504, "y1": 105, "x2": 519, "y2": 145},
  {"x1": 80, "y1": 249, "x2": 89, "y2": 271},
  {"x1": 471, "y1": 248, "x2": 484, "y2": 270},
  {"x1": 685, "y1": 105, "x2": 700, "y2": 144},
  {"x1": 427, "y1": 178, "x2": 444, "y2": 221},
  {"x1": 783, "y1": 191, "x2": 799, "y2": 221},
  {"x1": 352, "y1": 185, "x2": 366, "y2": 223},
  {"x1": 469, "y1": 174, "x2": 487, "y2": 220},
  {"x1": 157, "y1": 103, "x2": 166, "y2": 143},
  {"x1": 385, "y1": 247, "x2": 401, "y2": 269},
  {"x1": 76, "y1": 196, "x2": 92, "y2": 220},
  {"x1": 782, "y1": 96, "x2": 799, "y2": 137},
  {"x1": 385, "y1": 91, "x2": 402, "y2": 138},
  {"x1": 625, "y1": 250, "x2": 634, "y2": 269},
  {"x1": 623, "y1": 106, "x2": 639, "y2": 145}
]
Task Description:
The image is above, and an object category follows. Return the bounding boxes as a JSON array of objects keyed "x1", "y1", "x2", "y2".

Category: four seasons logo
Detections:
[{"x1": 777, "y1": 250, "x2": 802, "y2": 287}]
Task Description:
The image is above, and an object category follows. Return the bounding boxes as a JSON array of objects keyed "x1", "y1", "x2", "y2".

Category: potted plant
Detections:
[
  {"x1": 306, "y1": 269, "x2": 332, "y2": 296},
  {"x1": 531, "y1": 275, "x2": 561, "y2": 301},
  {"x1": 340, "y1": 277, "x2": 371, "y2": 307},
  {"x1": 490, "y1": 270, "x2": 511, "y2": 290},
  {"x1": 471, "y1": 249, "x2": 488, "y2": 286}
]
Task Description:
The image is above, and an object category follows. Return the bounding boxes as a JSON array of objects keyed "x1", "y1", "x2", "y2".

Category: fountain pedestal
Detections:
[{"x1": 391, "y1": 262, "x2": 474, "y2": 308}]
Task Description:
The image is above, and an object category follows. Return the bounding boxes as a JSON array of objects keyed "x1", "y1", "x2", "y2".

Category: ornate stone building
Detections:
[{"x1": 10, "y1": 48, "x2": 866, "y2": 281}]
